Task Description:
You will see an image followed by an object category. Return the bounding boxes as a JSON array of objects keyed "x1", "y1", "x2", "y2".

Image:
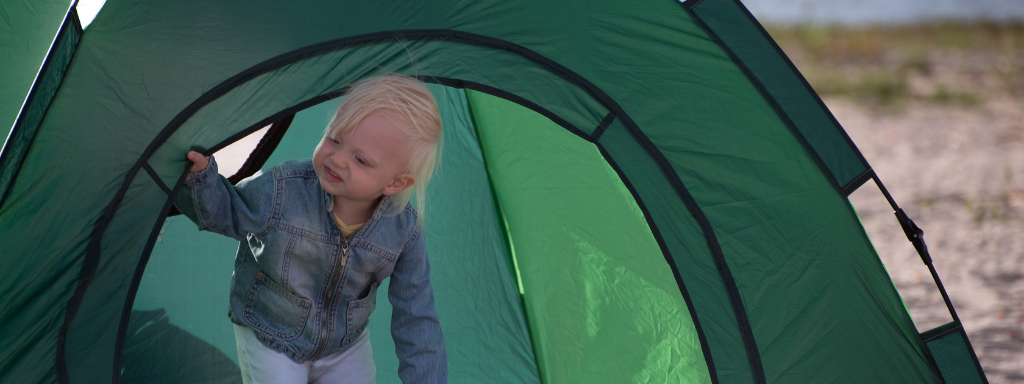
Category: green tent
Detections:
[{"x1": 0, "y1": 0, "x2": 989, "y2": 383}]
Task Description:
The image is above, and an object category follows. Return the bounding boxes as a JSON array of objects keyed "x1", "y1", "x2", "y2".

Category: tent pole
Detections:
[
  {"x1": 869, "y1": 173, "x2": 960, "y2": 322},
  {"x1": 871, "y1": 172, "x2": 990, "y2": 383}
]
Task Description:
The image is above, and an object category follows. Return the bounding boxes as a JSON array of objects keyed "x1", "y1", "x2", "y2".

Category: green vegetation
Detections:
[{"x1": 765, "y1": 23, "x2": 1024, "y2": 108}]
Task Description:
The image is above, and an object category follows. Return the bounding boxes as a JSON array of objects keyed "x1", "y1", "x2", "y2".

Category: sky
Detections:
[
  {"x1": 742, "y1": 0, "x2": 1024, "y2": 25},
  {"x1": 76, "y1": 0, "x2": 105, "y2": 27}
]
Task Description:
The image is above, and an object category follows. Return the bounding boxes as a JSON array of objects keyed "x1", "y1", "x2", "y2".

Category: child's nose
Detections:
[{"x1": 331, "y1": 151, "x2": 348, "y2": 168}]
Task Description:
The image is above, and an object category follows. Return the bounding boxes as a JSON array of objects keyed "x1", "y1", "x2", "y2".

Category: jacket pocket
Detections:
[
  {"x1": 243, "y1": 271, "x2": 311, "y2": 341},
  {"x1": 344, "y1": 281, "x2": 380, "y2": 345}
]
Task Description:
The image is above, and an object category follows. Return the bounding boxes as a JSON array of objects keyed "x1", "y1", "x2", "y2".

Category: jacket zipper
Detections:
[
  {"x1": 309, "y1": 199, "x2": 379, "y2": 360},
  {"x1": 309, "y1": 237, "x2": 349, "y2": 360}
]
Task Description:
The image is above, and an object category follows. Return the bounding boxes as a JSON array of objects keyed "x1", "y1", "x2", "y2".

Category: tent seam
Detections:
[
  {"x1": 462, "y1": 88, "x2": 545, "y2": 380},
  {"x1": 142, "y1": 162, "x2": 171, "y2": 195},
  {"x1": 684, "y1": 0, "x2": 842, "y2": 197},
  {"x1": 726, "y1": 0, "x2": 872, "y2": 173},
  {"x1": 589, "y1": 112, "x2": 616, "y2": 141},
  {"x1": 600, "y1": 115, "x2": 763, "y2": 384},
  {"x1": 423, "y1": 77, "x2": 594, "y2": 142},
  {"x1": 110, "y1": 169, "x2": 189, "y2": 384},
  {"x1": 689, "y1": 0, "x2": 872, "y2": 193},
  {"x1": 842, "y1": 168, "x2": 875, "y2": 195}
]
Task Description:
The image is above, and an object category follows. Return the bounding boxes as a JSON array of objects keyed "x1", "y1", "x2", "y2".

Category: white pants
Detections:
[{"x1": 234, "y1": 325, "x2": 376, "y2": 384}]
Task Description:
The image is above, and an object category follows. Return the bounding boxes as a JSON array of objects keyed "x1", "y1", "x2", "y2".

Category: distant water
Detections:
[{"x1": 740, "y1": 0, "x2": 1024, "y2": 25}]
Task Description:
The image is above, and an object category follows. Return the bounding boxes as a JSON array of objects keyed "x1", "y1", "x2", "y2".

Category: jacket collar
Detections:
[{"x1": 321, "y1": 187, "x2": 389, "y2": 221}]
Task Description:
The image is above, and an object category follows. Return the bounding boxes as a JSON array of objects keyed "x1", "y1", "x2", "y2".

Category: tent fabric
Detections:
[
  {"x1": 0, "y1": 0, "x2": 73, "y2": 140},
  {"x1": 0, "y1": 0, "x2": 984, "y2": 383},
  {"x1": 923, "y1": 323, "x2": 987, "y2": 384},
  {"x1": 687, "y1": 0, "x2": 871, "y2": 192},
  {"x1": 0, "y1": 2, "x2": 81, "y2": 203},
  {"x1": 467, "y1": 90, "x2": 709, "y2": 383}
]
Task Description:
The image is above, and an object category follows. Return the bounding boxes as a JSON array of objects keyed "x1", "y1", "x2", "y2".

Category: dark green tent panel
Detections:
[
  {"x1": 0, "y1": 0, "x2": 988, "y2": 383},
  {"x1": 689, "y1": 0, "x2": 870, "y2": 191},
  {"x1": 0, "y1": 0, "x2": 81, "y2": 205},
  {"x1": 0, "y1": 0, "x2": 73, "y2": 141}
]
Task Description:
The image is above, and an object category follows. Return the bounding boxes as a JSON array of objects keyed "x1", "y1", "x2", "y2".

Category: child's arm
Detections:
[
  {"x1": 388, "y1": 228, "x2": 448, "y2": 384},
  {"x1": 174, "y1": 151, "x2": 273, "y2": 241}
]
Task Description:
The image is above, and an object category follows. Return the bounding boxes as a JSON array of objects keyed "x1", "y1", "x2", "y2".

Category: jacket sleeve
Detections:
[
  {"x1": 173, "y1": 156, "x2": 275, "y2": 241},
  {"x1": 388, "y1": 227, "x2": 448, "y2": 384}
]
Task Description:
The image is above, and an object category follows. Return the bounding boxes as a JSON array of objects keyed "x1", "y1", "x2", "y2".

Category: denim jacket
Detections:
[{"x1": 174, "y1": 158, "x2": 447, "y2": 383}]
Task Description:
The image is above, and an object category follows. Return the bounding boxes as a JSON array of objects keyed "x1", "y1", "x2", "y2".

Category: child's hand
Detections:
[{"x1": 187, "y1": 151, "x2": 210, "y2": 173}]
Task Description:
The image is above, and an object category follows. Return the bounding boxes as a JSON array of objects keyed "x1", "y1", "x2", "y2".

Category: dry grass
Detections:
[{"x1": 765, "y1": 23, "x2": 1024, "y2": 109}]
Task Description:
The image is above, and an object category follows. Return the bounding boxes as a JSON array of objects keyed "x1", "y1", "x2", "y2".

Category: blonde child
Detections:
[{"x1": 175, "y1": 76, "x2": 447, "y2": 384}]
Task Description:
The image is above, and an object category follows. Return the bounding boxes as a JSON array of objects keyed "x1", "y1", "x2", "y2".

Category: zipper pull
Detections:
[{"x1": 341, "y1": 238, "x2": 350, "y2": 266}]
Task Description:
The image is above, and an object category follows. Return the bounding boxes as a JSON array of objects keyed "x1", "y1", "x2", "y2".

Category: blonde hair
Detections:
[{"x1": 325, "y1": 75, "x2": 442, "y2": 220}]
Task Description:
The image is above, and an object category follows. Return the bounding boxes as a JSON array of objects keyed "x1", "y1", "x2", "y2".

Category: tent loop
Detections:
[{"x1": 590, "y1": 112, "x2": 617, "y2": 141}]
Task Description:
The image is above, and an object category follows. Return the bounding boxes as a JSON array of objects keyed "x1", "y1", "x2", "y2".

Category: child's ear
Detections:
[{"x1": 382, "y1": 173, "x2": 415, "y2": 196}]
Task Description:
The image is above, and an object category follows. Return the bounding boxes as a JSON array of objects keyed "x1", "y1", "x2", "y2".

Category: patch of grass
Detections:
[
  {"x1": 930, "y1": 85, "x2": 983, "y2": 106},
  {"x1": 811, "y1": 71, "x2": 909, "y2": 107},
  {"x1": 765, "y1": 22, "x2": 1022, "y2": 108},
  {"x1": 996, "y1": 55, "x2": 1022, "y2": 96},
  {"x1": 768, "y1": 22, "x2": 1024, "y2": 59},
  {"x1": 964, "y1": 193, "x2": 1018, "y2": 224},
  {"x1": 915, "y1": 196, "x2": 934, "y2": 210}
]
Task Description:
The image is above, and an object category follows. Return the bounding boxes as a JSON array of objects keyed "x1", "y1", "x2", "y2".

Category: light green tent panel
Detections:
[{"x1": 468, "y1": 90, "x2": 709, "y2": 383}]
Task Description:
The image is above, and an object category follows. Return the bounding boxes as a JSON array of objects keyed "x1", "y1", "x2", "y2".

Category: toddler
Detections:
[{"x1": 175, "y1": 76, "x2": 447, "y2": 384}]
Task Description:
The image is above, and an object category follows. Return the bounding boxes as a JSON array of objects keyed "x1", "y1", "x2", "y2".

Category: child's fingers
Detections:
[{"x1": 187, "y1": 151, "x2": 210, "y2": 173}]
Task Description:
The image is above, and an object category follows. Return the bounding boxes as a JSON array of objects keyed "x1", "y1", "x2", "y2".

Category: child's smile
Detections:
[{"x1": 323, "y1": 165, "x2": 344, "y2": 183}]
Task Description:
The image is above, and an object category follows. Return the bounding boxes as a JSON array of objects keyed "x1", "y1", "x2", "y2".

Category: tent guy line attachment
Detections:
[
  {"x1": 842, "y1": 168, "x2": 876, "y2": 196},
  {"x1": 870, "y1": 171, "x2": 990, "y2": 382},
  {"x1": 870, "y1": 172, "x2": 960, "y2": 320}
]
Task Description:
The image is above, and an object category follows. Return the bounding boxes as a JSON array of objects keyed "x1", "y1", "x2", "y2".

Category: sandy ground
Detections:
[{"x1": 835, "y1": 49, "x2": 1024, "y2": 382}]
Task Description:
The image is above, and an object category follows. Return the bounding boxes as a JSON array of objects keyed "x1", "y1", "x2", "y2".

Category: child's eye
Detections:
[{"x1": 355, "y1": 156, "x2": 367, "y2": 165}]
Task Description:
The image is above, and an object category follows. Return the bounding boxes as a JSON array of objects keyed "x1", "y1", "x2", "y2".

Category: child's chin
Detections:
[{"x1": 318, "y1": 179, "x2": 337, "y2": 193}]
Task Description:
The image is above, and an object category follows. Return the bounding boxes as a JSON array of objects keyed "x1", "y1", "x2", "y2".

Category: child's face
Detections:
[{"x1": 312, "y1": 113, "x2": 414, "y2": 209}]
